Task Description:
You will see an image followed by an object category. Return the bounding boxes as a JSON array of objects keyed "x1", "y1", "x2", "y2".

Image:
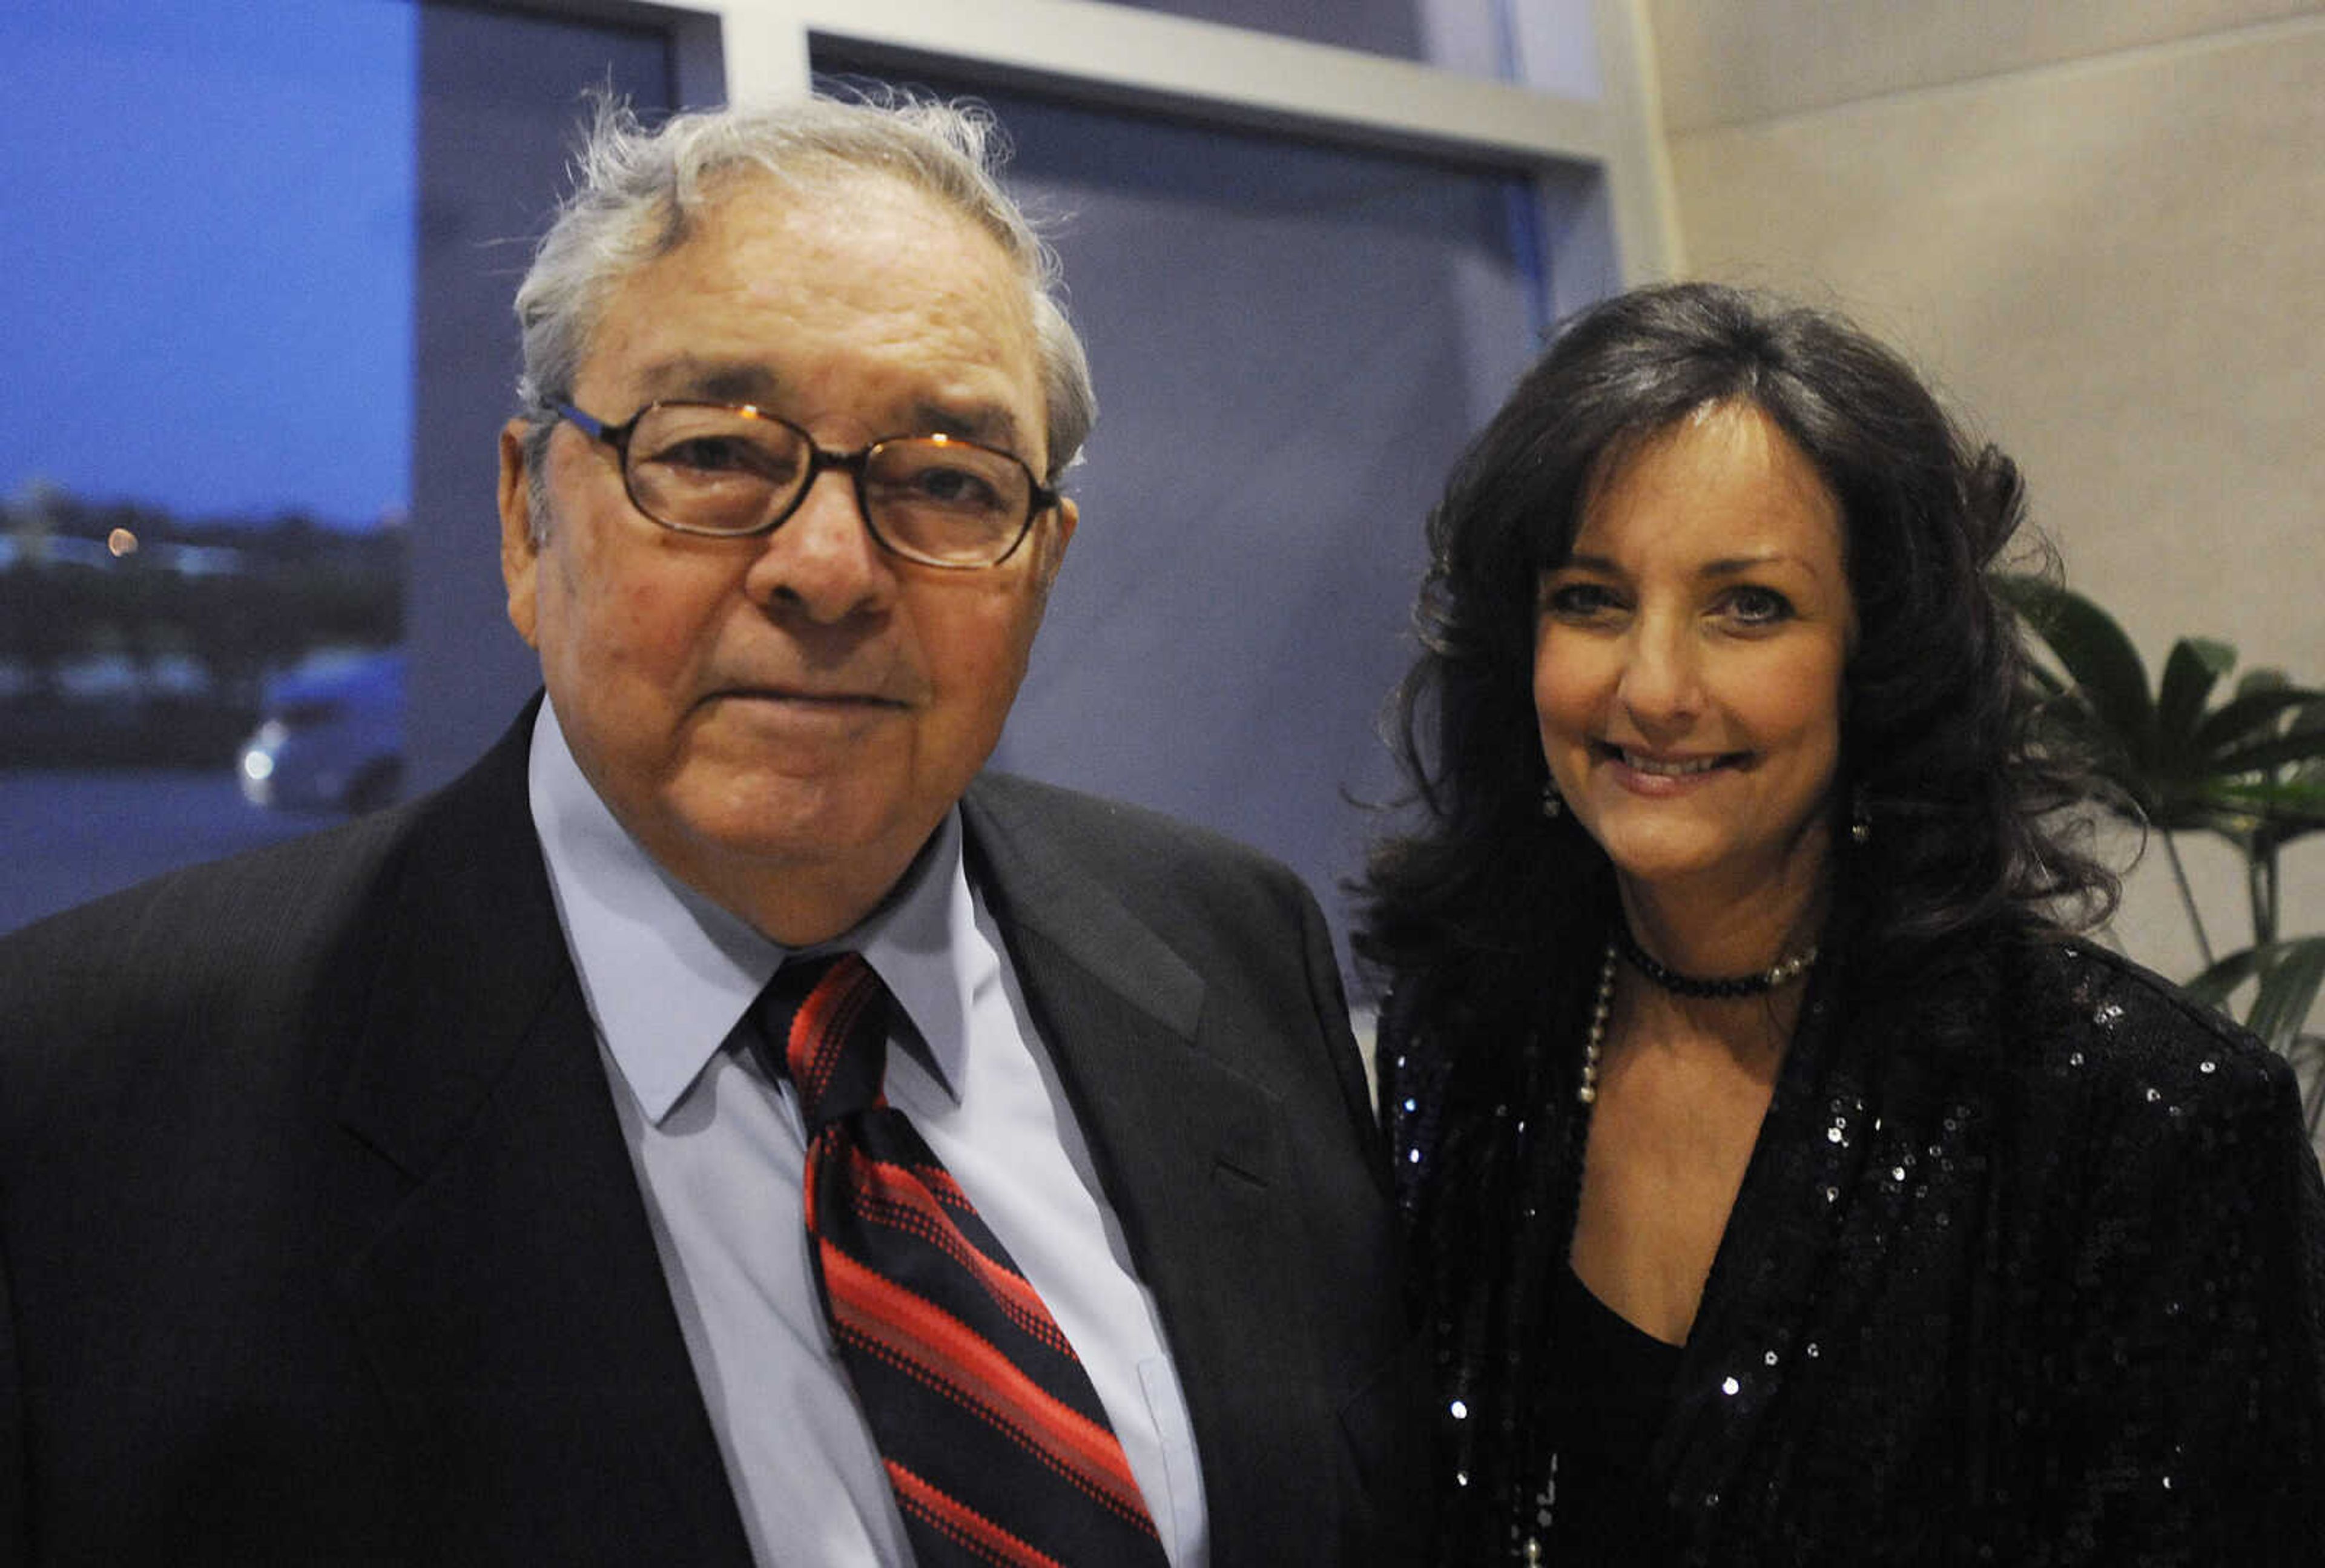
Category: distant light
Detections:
[
  {"x1": 107, "y1": 528, "x2": 139, "y2": 558},
  {"x1": 242, "y1": 750, "x2": 275, "y2": 782}
]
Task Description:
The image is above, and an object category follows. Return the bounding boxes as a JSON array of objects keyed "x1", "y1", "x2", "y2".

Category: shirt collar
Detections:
[{"x1": 527, "y1": 697, "x2": 975, "y2": 1125}]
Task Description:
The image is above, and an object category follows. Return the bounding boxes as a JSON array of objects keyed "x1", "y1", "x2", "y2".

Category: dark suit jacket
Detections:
[{"x1": 0, "y1": 711, "x2": 1427, "y2": 1566}]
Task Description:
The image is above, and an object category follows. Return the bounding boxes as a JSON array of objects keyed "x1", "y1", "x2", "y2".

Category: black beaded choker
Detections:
[{"x1": 1612, "y1": 923, "x2": 1818, "y2": 999}]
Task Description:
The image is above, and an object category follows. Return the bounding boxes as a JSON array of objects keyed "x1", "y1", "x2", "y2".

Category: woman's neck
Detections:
[{"x1": 1613, "y1": 856, "x2": 1830, "y2": 984}]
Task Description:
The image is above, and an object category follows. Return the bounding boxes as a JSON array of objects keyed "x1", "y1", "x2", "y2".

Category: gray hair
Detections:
[{"x1": 512, "y1": 91, "x2": 1096, "y2": 522}]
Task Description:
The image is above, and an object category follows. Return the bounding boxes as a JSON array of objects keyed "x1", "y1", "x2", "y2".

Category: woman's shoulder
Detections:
[
  {"x1": 1962, "y1": 936, "x2": 2315, "y2": 1205},
  {"x1": 2005, "y1": 936, "x2": 2287, "y2": 1099}
]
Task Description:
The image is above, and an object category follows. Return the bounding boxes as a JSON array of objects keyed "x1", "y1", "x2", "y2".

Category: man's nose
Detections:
[{"x1": 744, "y1": 468, "x2": 894, "y2": 622}]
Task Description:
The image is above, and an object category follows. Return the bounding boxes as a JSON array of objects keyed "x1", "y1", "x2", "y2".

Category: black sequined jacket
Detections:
[{"x1": 1381, "y1": 931, "x2": 2325, "y2": 1566}]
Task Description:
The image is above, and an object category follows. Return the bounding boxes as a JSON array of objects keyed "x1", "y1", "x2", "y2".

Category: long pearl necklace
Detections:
[
  {"x1": 1515, "y1": 944, "x2": 1621, "y2": 1564},
  {"x1": 1574, "y1": 941, "x2": 1618, "y2": 1107}
]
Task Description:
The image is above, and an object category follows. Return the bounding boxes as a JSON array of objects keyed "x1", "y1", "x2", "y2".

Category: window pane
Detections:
[
  {"x1": 0, "y1": 0, "x2": 414, "y2": 934},
  {"x1": 816, "y1": 58, "x2": 1547, "y2": 957},
  {"x1": 1107, "y1": 0, "x2": 1600, "y2": 90},
  {"x1": 0, "y1": 0, "x2": 669, "y2": 935},
  {"x1": 405, "y1": 4, "x2": 673, "y2": 794},
  {"x1": 1112, "y1": 0, "x2": 1430, "y2": 59}
]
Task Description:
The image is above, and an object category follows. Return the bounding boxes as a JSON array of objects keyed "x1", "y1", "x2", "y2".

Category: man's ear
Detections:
[
  {"x1": 1038, "y1": 495, "x2": 1078, "y2": 588},
  {"x1": 498, "y1": 420, "x2": 542, "y2": 649}
]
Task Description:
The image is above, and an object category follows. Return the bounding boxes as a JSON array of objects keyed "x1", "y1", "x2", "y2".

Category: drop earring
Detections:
[
  {"x1": 1541, "y1": 781, "x2": 1565, "y2": 820},
  {"x1": 1849, "y1": 785, "x2": 1872, "y2": 846}
]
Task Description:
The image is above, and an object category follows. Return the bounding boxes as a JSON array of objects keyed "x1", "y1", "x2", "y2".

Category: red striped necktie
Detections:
[{"x1": 753, "y1": 953, "x2": 1172, "y2": 1568}]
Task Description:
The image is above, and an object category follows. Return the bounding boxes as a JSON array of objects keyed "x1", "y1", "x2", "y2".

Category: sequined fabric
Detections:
[{"x1": 1382, "y1": 934, "x2": 2325, "y2": 1565}]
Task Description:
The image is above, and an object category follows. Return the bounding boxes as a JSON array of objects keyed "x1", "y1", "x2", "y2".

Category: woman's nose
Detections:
[{"x1": 1614, "y1": 618, "x2": 1704, "y2": 728}]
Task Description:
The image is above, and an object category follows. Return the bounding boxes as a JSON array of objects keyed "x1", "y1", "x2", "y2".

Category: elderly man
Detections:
[{"x1": 0, "y1": 97, "x2": 1424, "y2": 1566}]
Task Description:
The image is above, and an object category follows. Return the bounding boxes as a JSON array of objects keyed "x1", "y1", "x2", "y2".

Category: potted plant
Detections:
[{"x1": 2000, "y1": 577, "x2": 2325, "y2": 1143}]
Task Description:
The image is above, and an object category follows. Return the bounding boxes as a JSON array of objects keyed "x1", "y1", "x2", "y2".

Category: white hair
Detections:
[{"x1": 512, "y1": 91, "x2": 1095, "y2": 529}]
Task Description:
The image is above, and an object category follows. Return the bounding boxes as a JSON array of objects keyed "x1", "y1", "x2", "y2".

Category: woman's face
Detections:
[{"x1": 1534, "y1": 401, "x2": 1855, "y2": 917}]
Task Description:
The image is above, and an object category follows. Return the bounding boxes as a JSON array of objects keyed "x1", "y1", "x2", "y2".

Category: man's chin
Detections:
[{"x1": 645, "y1": 786, "x2": 942, "y2": 940}]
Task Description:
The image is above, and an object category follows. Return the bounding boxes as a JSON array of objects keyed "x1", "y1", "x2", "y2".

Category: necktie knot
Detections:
[{"x1": 754, "y1": 952, "x2": 890, "y2": 1130}]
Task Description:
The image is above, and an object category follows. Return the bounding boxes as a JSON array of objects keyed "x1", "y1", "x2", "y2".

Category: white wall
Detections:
[{"x1": 1647, "y1": 1, "x2": 2325, "y2": 994}]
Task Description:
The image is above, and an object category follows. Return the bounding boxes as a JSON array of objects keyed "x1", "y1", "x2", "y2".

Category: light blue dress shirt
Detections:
[{"x1": 527, "y1": 700, "x2": 1207, "y2": 1567}]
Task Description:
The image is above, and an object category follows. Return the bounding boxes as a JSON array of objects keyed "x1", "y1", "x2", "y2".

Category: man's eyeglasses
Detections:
[{"x1": 550, "y1": 400, "x2": 1061, "y2": 569}]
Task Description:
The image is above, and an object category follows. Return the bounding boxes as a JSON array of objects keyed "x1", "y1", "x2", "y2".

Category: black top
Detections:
[
  {"x1": 1538, "y1": 1266, "x2": 1683, "y2": 1563},
  {"x1": 1382, "y1": 933, "x2": 2325, "y2": 1566}
]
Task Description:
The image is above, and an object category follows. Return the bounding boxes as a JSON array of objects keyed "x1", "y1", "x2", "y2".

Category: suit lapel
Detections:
[
  {"x1": 960, "y1": 780, "x2": 1336, "y2": 1564},
  {"x1": 329, "y1": 713, "x2": 753, "y2": 1564}
]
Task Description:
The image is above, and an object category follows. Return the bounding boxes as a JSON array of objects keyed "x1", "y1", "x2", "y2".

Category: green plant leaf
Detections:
[
  {"x1": 2192, "y1": 685, "x2": 2325, "y2": 757},
  {"x1": 2155, "y1": 637, "x2": 2238, "y2": 760},
  {"x1": 2187, "y1": 946, "x2": 2269, "y2": 1009},
  {"x1": 2188, "y1": 940, "x2": 2325, "y2": 1051},
  {"x1": 2006, "y1": 582, "x2": 2324, "y2": 1039},
  {"x1": 2211, "y1": 730, "x2": 2325, "y2": 777},
  {"x1": 1998, "y1": 576, "x2": 2156, "y2": 769},
  {"x1": 2248, "y1": 937, "x2": 2325, "y2": 1053},
  {"x1": 2284, "y1": 693, "x2": 2325, "y2": 760},
  {"x1": 2197, "y1": 777, "x2": 2325, "y2": 825}
]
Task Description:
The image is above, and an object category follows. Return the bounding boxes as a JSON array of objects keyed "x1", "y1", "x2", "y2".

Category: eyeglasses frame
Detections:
[{"x1": 548, "y1": 398, "x2": 1063, "y2": 569}]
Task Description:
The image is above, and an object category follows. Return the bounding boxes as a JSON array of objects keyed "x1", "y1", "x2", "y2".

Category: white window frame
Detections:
[{"x1": 510, "y1": 0, "x2": 1678, "y2": 317}]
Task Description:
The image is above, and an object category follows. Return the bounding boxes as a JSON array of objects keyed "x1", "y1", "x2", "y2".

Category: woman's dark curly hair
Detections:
[{"x1": 1356, "y1": 282, "x2": 2115, "y2": 1032}]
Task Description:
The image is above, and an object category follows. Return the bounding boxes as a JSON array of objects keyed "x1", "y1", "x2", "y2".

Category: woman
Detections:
[{"x1": 1363, "y1": 282, "x2": 2325, "y2": 1565}]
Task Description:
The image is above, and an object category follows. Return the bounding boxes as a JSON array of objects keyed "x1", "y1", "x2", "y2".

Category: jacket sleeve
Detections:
[{"x1": 2023, "y1": 1038, "x2": 2325, "y2": 1566}]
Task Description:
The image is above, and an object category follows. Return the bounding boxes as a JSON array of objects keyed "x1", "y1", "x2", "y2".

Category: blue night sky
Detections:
[{"x1": 1, "y1": 0, "x2": 415, "y2": 529}]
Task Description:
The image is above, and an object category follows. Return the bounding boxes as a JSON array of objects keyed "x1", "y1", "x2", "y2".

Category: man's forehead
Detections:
[
  {"x1": 623, "y1": 354, "x2": 1029, "y2": 450},
  {"x1": 571, "y1": 170, "x2": 1046, "y2": 451}
]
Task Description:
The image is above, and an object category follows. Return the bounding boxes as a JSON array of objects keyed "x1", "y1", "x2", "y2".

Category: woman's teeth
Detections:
[{"x1": 1621, "y1": 751, "x2": 1724, "y2": 776}]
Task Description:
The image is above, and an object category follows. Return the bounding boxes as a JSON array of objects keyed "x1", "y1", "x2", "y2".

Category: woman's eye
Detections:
[
  {"x1": 1542, "y1": 581, "x2": 1623, "y2": 619},
  {"x1": 1722, "y1": 585, "x2": 1795, "y2": 625}
]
